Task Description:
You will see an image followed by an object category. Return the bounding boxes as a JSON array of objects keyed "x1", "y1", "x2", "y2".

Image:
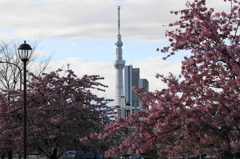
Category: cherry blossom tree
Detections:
[
  {"x1": 0, "y1": 91, "x2": 21, "y2": 159},
  {"x1": 96, "y1": 0, "x2": 240, "y2": 158},
  {"x1": 0, "y1": 68, "x2": 114, "y2": 159}
]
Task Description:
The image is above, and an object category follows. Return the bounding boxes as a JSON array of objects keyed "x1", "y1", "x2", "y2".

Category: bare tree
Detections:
[{"x1": 0, "y1": 39, "x2": 51, "y2": 90}]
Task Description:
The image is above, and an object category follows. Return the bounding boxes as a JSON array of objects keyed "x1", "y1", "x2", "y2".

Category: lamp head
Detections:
[
  {"x1": 125, "y1": 102, "x2": 131, "y2": 110},
  {"x1": 18, "y1": 41, "x2": 32, "y2": 62}
]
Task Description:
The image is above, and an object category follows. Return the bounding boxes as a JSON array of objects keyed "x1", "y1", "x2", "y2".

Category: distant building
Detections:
[
  {"x1": 139, "y1": 79, "x2": 149, "y2": 93},
  {"x1": 124, "y1": 65, "x2": 149, "y2": 114},
  {"x1": 138, "y1": 78, "x2": 149, "y2": 109}
]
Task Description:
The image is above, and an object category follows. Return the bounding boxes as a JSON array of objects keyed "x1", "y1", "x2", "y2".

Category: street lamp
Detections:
[
  {"x1": 124, "y1": 102, "x2": 131, "y2": 135},
  {"x1": 0, "y1": 61, "x2": 22, "y2": 90},
  {"x1": 124, "y1": 102, "x2": 131, "y2": 159},
  {"x1": 121, "y1": 96, "x2": 131, "y2": 118},
  {"x1": 125, "y1": 102, "x2": 131, "y2": 118},
  {"x1": 18, "y1": 41, "x2": 32, "y2": 159}
]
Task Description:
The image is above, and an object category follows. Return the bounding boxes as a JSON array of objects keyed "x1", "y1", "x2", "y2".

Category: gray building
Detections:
[
  {"x1": 138, "y1": 78, "x2": 149, "y2": 109},
  {"x1": 139, "y1": 79, "x2": 149, "y2": 93},
  {"x1": 124, "y1": 65, "x2": 149, "y2": 115}
]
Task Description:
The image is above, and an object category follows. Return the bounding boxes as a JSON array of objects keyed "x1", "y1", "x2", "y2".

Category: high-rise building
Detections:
[
  {"x1": 124, "y1": 65, "x2": 149, "y2": 114},
  {"x1": 113, "y1": 6, "x2": 125, "y2": 118},
  {"x1": 139, "y1": 79, "x2": 149, "y2": 93},
  {"x1": 138, "y1": 78, "x2": 149, "y2": 109}
]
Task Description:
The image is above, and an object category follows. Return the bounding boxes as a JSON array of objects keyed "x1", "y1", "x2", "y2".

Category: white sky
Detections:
[{"x1": 0, "y1": 0, "x2": 229, "y2": 100}]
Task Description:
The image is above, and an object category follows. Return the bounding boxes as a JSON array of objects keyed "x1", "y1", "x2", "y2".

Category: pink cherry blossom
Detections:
[
  {"x1": 94, "y1": 0, "x2": 240, "y2": 158},
  {"x1": 0, "y1": 68, "x2": 114, "y2": 159}
]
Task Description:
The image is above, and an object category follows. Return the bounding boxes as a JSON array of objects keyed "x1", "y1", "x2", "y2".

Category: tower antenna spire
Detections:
[{"x1": 118, "y1": 6, "x2": 121, "y2": 35}]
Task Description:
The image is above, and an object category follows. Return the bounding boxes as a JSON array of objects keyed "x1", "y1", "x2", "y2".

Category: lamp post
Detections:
[
  {"x1": 124, "y1": 102, "x2": 131, "y2": 159},
  {"x1": 18, "y1": 41, "x2": 32, "y2": 159},
  {"x1": 125, "y1": 102, "x2": 130, "y2": 118},
  {"x1": 121, "y1": 96, "x2": 131, "y2": 118},
  {"x1": 124, "y1": 102, "x2": 131, "y2": 135},
  {"x1": 0, "y1": 61, "x2": 22, "y2": 90}
]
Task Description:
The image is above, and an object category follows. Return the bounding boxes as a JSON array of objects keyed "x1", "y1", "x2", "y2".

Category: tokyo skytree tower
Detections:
[{"x1": 113, "y1": 6, "x2": 125, "y2": 118}]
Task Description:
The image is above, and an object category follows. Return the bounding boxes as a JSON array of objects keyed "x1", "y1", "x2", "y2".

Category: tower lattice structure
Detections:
[{"x1": 113, "y1": 6, "x2": 125, "y2": 118}]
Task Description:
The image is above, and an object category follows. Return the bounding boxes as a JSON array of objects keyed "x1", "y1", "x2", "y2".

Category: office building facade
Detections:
[{"x1": 124, "y1": 65, "x2": 149, "y2": 114}]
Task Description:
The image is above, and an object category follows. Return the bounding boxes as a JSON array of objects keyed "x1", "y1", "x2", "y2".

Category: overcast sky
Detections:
[{"x1": 0, "y1": 0, "x2": 229, "y2": 100}]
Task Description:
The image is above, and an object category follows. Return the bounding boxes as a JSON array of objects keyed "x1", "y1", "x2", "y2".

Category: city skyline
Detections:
[{"x1": 0, "y1": 0, "x2": 229, "y2": 101}]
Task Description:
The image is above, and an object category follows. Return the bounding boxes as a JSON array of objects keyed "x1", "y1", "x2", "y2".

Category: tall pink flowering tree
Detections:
[
  {"x1": 0, "y1": 68, "x2": 114, "y2": 159},
  {"x1": 96, "y1": 0, "x2": 240, "y2": 158},
  {"x1": 0, "y1": 92, "x2": 21, "y2": 159}
]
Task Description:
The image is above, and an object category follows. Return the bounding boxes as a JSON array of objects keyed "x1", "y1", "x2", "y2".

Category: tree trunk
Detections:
[
  {"x1": 7, "y1": 151, "x2": 12, "y2": 159},
  {"x1": 49, "y1": 148, "x2": 58, "y2": 159},
  {"x1": 18, "y1": 153, "x2": 21, "y2": 159},
  {"x1": 1, "y1": 154, "x2": 5, "y2": 159}
]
